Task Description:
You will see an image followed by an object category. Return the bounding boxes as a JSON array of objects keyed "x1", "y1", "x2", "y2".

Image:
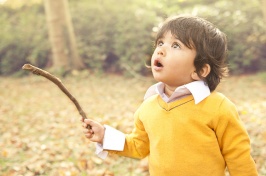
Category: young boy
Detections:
[{"x1": 82, "y1": 15, "x2": 258, "y2": 176}]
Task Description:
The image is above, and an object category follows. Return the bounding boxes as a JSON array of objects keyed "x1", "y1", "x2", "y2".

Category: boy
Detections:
[{"x1": 82, "y1": 15, "x2": 258, "y2": 175}]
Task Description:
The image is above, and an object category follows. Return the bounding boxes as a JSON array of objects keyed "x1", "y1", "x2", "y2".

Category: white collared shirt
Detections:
[
  {"x1": 144, "y1": 80, "x2": 210, "y2": 104},
  {"x1": 96, "y1": 80, "x2": 211, "y2": 159}
]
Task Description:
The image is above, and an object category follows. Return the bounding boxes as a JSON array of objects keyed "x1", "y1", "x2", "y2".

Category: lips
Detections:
[
  {"x1": 154, "y1": 59, "x2": 163, "y2": 67},
  {"x1": 153, "y1": 59, "x2": 163, "y2": 71}
]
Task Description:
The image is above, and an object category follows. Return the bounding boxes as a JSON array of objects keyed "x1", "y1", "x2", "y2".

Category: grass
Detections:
[{"x1": 0, "y1": 72, "x2": 265, "y2": 175}]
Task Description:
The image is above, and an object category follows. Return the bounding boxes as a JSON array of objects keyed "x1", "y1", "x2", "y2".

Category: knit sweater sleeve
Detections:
[
  {"x1": 108, "y1": 107, "x2": 150, "y2": 159},
  {"x1": 214, "y1": 97, "x2": 258, "y2": 176}
]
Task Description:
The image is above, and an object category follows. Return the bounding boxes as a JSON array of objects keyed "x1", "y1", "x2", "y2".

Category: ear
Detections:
[
  {"x1": 200, "y1": 64, "x2": 211, "y2": 78},
  {"x1": 191, "y1": 64, "x2": 211, "y2": 80}
]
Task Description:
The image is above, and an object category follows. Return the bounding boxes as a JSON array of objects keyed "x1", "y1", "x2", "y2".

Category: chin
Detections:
[{"x1": 152, "y1": 75, "x2": 164, "y2": 83}]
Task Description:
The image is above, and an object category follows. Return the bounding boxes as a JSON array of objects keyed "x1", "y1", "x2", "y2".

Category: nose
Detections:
[{"x1": 157, "y1": 47, "x2": 166, "y2": 56}]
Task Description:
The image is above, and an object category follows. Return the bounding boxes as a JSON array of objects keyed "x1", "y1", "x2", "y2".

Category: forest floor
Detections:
[{"x1": 0, "y1": 72, "x2": 266, "y2": 176}]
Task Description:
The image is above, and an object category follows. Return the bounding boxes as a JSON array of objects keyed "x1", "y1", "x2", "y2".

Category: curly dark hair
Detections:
[{"x1": 155, "y1": 15, "x2": 228, "y2": 91}]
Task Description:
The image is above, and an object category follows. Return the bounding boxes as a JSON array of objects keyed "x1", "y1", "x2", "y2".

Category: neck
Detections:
[{"x1": 164, "y1": 84, "x2": 176, "y2": 97}]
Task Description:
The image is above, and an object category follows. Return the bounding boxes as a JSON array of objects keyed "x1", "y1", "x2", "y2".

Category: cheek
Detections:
[
  {"x1": 150, "y1": 53, "x2": 156, "y2": 64},
  {"x1": 178, "y1": 54, "x2": 195, "y2": 68},
  {"x1": 169, "y1": 58, "x2": 195, "y2": 74}
]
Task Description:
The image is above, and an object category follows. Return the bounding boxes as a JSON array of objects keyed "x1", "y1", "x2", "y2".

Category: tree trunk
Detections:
[{"x1": 44, "y1": 0, "x2": 85, "y2": 71}]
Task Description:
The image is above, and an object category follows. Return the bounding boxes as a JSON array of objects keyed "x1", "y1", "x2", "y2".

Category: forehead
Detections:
[
  {"x1": 155, "y1": 16, "x2": 207, "y2": 49},
  {"x1": 159, "y1": 31, "x2": 178, "y2": 40},
  {"x1": 158, "y1": 30, "x2": 178, "y2": 38},
  {"x1": 156, "y1": 29, "x2": 194, "y2": 49}
]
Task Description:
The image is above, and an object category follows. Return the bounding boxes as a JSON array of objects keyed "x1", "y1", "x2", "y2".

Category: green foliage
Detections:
[
  {"x1": 158, "y1": 0, "x2": 266, "y2": 74},
  {"x1": 193, "y1": 0, "x2": 266, "y2": 74},
  {"x1": 0, "y1": 0, "x2": 265, "y2": 76},
  {"x1": 0, "y1": 4, "x2": 50, "y2": 75},
  {"x1": 71, "y1": 0, "x2": 157, "y2": 75},
  {"x1": 257, "y1": 72, "x2": 266, "y2": 83}
]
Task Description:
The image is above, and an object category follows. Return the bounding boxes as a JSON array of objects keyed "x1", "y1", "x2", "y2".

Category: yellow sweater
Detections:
[{"x1": 110, "y1": 92, "x2": 258, "y2": 176}]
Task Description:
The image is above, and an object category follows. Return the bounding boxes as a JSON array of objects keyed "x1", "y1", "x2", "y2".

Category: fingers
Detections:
[
  {"x1": 82, "y1": 119, "x2": 92, "y2": 128},
  {"x1": 83, "y1": 128, "x2": 93, "y2": 134},
  {"x1": 82, "y1": 119, "x2": 94, "y2": 131},
  {"x1": 83, "y1": 128, "x2": 94, "y2": 138},
  {"x1": 82, "y1": 119, "x2": 96, "y2": 139},
  {"x1": 84, "y1": 119, "x2": 91, "y2": 124},
  {"x1": 82, "y1": 122, "x2": 88, "y2": 128},
  {"x1": 80, "y1": 118, "x2": 105, "y2": 143}
]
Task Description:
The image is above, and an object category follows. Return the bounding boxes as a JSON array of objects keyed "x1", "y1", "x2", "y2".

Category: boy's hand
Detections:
[{"x1": 82, "y1": 119, "x2": 105, "y2": 144}]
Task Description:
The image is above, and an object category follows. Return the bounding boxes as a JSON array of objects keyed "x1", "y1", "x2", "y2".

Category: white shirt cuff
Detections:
[
  {"x1": 95, "y1": 125, "x2": 125, "y2": 159},
  {"x1": 95, "y1": 143, "x2": 108, "y2": 159}
]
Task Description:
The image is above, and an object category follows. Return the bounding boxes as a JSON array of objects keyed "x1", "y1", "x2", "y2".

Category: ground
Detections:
[{"x1": 0, "y1": 72, "x2": 265, "y2": 175}]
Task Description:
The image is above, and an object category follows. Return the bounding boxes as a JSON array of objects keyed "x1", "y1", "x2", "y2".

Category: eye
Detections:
[
  {"x1": 172, "y1": 42, "x2": 181, "y2": 49},
  {"x1": 157, "y1": 40, "x2": 163, "y2": 47}
]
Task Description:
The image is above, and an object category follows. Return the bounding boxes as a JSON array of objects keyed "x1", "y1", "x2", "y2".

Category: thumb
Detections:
[
  {"x1": 84, "y1": 119, "x2": 101, "y2": 129},
  {"x1": 84, "y1": 118, "x2": 92, "y2": 125}
]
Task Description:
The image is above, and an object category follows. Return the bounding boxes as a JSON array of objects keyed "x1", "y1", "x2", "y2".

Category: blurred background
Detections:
[
  {"x1": 0, "y1": 0, "x2": 266, "y2": 175},
  {"x1": 0, "y1": 0, "x2": 265, "y2": 76}
]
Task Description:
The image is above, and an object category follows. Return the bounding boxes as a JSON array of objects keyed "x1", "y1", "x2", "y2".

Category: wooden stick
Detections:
[{"x1": 22, "y1": 64, "x2": 90, "y2": 128}]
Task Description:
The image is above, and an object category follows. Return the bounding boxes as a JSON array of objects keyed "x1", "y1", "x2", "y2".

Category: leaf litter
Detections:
[{"x1": 0, "y1": 73, "x2": 265, "y2": 175}]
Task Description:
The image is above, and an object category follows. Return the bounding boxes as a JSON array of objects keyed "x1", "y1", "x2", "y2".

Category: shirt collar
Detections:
[{"x1": 144, "y1": 80, "x2": 210, "y2": 104}]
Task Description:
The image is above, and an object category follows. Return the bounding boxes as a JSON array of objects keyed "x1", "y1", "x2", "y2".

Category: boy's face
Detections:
[{"x1": 151, "y1": 31, "x2": 197, "y2": 88}]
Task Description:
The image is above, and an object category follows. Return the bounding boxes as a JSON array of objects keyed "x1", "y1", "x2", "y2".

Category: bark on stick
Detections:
[{"x1": 22, "y1": 64, "x2": 90, "y2": 128}]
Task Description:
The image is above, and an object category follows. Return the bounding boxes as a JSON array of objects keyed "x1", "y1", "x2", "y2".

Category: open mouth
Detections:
[{"x1": 154, "y1": 59, "x2": 163, "y2": 67}]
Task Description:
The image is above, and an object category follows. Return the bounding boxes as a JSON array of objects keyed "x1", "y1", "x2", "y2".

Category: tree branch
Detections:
[{"x1": 22, "y1": 64, "x2": 90, "y2": 128}]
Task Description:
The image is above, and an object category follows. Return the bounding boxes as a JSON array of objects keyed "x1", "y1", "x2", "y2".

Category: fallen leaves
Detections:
[
  {"x1": 0, "y1": 73, "x2": 265, "y2": 175},
  {"x1": 0, "y1": 75, "x2": 149, "y2": 176}
]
